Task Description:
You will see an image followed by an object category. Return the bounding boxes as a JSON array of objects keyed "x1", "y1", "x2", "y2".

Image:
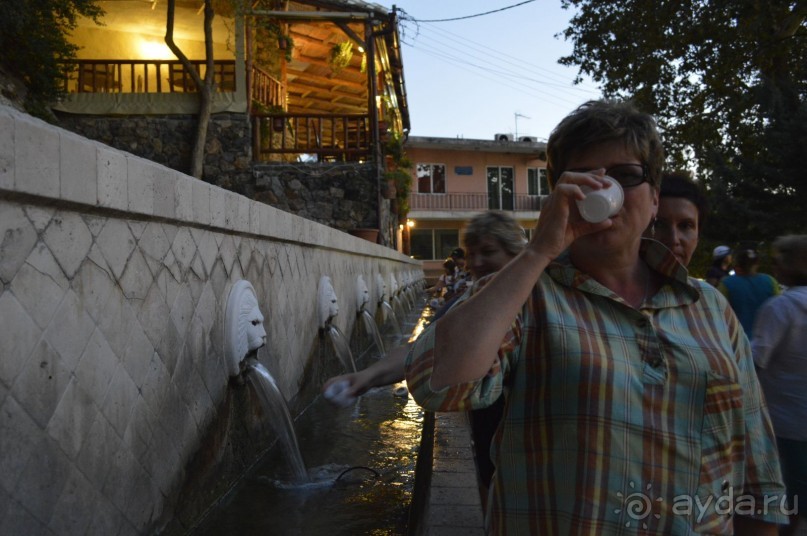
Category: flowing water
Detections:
[
  {"x1": 360, "y1": 309, "x2": 386, "y2": 357},
  {"x1": 247, "y1": 362, "x2": 309, "y2": 483},
  {"x1": 327, "y1": 324, "x2": 357, "y2": 372},
  {"x1": 392, "y1": 295, "x2": 408, "y2": 327},
  {"x1": 194, "y1": 378, "x2": 424, "y2": 535},
  {"x1": 191, "y1": 291, "x2": 431, "y2": 535},
  {"x1": 381, "y1": 301, "x2": 402, "y2": 337}
]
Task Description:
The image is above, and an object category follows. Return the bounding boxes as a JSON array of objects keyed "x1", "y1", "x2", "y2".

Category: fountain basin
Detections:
[{"x1": 193, "y1": 383, "x2": 424, "y2": 534}]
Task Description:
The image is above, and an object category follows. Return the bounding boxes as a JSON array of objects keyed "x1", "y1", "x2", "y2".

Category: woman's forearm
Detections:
[
  {"x1": 365, "y1": 345, "x2": 408, "y2": 387},
  {"x1": 431, "y1": 248, "x2": 552, "y2": 388}
]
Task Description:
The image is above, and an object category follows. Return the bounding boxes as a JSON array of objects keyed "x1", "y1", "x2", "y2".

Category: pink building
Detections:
[{"x1": 404, "y1": 135, "x2": 548, "y2": 282}]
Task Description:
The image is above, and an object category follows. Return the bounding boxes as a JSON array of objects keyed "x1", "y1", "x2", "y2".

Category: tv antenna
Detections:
[{"x1": 514, "y1": 112, "x2": 530, "y2": 139}]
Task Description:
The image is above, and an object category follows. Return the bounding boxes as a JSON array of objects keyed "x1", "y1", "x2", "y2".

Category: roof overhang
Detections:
[{"x1": 405, "y1": 136, "x2": 547, "y2": 157}]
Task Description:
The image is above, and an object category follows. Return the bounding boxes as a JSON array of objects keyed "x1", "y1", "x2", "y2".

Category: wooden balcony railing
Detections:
[
  {"x1": 252, "y1": 113, "x2": 370, "y2": 162},
  {"x1": 60, "y1": 59, "x2": 288, "y2": 112},
  {"x1": 61, "y1": 59, "x2": 237, "y2": 94},
  {"x1": 410, "y1": 193, "x2": 544, "y2": 212},
  {"x1": 251, "y1": 65, "x2": 286, "y2": 110}
]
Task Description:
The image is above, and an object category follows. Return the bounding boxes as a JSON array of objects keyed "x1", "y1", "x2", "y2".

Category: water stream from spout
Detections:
[
  {"x1": 381, "y1": 301, "x2": 403, "y2": 337},
  {"x1": 360, "y1": 309, "x2": 386, "y2": 357},
  {"x1": 392, "y1": 295, "x2": 407, "y2": 326},
  {"x1": 247, "y1": 362, "x2": 309, "y2": 483},
  {"x1": 403, "y1": 287, "x2": 415, "y2": 310},
  {"x1": 327, "y1": 324, "x2": 358, "y2": 372}
]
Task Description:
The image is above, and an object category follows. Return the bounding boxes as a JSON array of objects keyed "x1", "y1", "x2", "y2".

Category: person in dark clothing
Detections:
[{"x1": 706, "y1": 244, "x2": 732, "y2": 286}]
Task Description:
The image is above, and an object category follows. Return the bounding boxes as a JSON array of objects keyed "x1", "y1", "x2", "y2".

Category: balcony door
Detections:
[
  {"x1": 487, "y1": 166, "x2": 514, "y2": 210},
  {"x1": 416, "y1": 163, "x2": 446, "y2": 193}
]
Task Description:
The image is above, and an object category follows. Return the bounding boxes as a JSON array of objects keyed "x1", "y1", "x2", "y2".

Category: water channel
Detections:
[{"x1": 194, "y1": 295, "x2": 433, "y2": 535}]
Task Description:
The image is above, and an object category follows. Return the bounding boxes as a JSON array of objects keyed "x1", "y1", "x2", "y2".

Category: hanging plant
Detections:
[
  {"x1": 257, "y1": 20, "x2": 294, "y2": 62},
  {"x1": 329, "y1": 41, "x2": 354, "y2": 75},
  {"x1": 383, "y1": 131, "x2": 412, "y2": 170}
]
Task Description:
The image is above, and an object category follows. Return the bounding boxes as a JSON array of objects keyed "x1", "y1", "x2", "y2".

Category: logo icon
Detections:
[{"x1": 614, "y1": 481, "x2": 662, "y2": 528}]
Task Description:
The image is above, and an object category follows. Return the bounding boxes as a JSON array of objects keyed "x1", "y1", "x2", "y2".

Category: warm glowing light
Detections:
[
  {"x1": 357, "y1": 46, "x2": 365, "y2": 53},
  {"x1": 139, "y1": 39, "x2": 174, "y2": 60},
  {"x1": 406, "y1": 219, "x2": 415, "y2": 228},
  {"x1": 399, "y1": 224, "x2": 404, "y2": 230}
]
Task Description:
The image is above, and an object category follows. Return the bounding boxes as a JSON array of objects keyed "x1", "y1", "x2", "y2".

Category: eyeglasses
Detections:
[{"x1": 565, "y1": 164, "x2": 649, "y2": 188}]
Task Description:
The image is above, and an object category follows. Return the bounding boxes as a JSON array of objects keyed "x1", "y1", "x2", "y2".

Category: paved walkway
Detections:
[{"x1": 423, "y1": 412, "x2": 486, "y2": 535}]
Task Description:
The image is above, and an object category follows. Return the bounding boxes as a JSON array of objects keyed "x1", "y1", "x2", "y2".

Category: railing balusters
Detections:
[
  {"x1": 60, "y1": 59, "x2": 378, "y2": 163},
  {"x1": 60, "y1": 59, "x2": 239, "y2": 94},
  {"x1": 409, "y1": 193, "x2": 543, "y2": 212},
  {"x1": 251, "y1": 112, "x2": 370, "y2": 161}
]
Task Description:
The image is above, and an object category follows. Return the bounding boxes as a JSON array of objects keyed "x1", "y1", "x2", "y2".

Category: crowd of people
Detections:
[
  {"x1": 323, "y1": 99, "x2": 804, "y2": 535},
  {"x1": 426, "y1": 247, "x2": 472, "y2": 308}
]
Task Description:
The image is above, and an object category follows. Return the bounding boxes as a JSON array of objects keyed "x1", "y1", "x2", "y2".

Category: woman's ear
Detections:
[{"x1": 650, "y1": 188, "x2": 660, "y2": 219}]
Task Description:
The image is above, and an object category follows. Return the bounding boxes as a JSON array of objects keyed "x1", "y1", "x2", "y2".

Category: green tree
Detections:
[
  {"x1": 0, "y1": 0, "x2": 104, "y2": 117},
  {"x1": 559, "y1": 0, "x2": 807, "y2": 242}
]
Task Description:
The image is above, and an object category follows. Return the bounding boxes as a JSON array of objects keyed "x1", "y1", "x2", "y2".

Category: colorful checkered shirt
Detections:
[{"x1": 405, "y1": 240, "x2": 786, "y2": 534}]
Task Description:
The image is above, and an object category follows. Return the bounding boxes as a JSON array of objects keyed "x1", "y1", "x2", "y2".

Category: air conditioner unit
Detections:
[
  {"x1": 519, "y1": 136, "x2": 539, "y2": 143},
  {"x1": 494, "y1": 133, "x2": 514, "y2": 142}
]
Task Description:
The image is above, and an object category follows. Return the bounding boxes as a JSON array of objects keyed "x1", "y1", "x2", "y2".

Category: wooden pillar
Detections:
[{"x1": 365, "y1": 19, "x2": 383, "y2": 235}]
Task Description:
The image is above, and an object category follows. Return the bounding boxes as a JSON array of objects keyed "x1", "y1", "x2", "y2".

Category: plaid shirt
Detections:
[{"x1": 406, "y1": 240, "x2": 786, "y2": 534}]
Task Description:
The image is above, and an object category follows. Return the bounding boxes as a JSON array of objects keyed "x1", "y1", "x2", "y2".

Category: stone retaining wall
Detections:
[
  {"x1": 52, "y1": 113, "x2": 396, "y2": 245},
  {"x1": 0, "y1": 104, "x2": 421, "y2": 535},
  {"x1": 52, "y1": 112, "x2": 254, "y2": 193}
]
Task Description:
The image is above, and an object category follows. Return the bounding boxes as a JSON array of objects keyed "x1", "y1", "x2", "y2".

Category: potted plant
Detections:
[
  {"x1": 384, "y1": 169, "x2": 410, "y2": 200},
  {"x1": 329, "y1": 41, "x2": 353, "y2": 75},
  {"x1": 383, "y1": 131, "x2": 408, "y2": 168},
  {"x1": 391, "y1": 169, "x2": 412, "y2": 220},
  {"x1": 381, "y1": 130, "x2": 413, "y2": 220},
  {"x1": 257, "y1": 21, "x2": 295, "y2": 62}
]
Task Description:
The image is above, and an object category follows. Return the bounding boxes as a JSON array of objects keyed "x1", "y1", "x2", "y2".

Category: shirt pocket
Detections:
[{"x1": 693, "y1": 371, "x2": 746, "y2": 534}]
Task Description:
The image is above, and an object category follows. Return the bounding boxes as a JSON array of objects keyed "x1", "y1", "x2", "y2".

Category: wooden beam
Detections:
[
  {"x1": 294, "y1": 53, "x2": 363, "y2": 72},
  {"x1": 249, "y1": 10, "x2": 372, "y2": 22},
  {"x1": 287, "y1": 70, "x2": 366, "y2": 91},
  {"x1": 335, "y1": 21, "x2": 366, "y2": 49},
  {"x1": 287, "y1": 91, "x2": 366, "y2": 110},
  {"x1": 289, "y1": 93, "x2": 367, "y2": 114}
]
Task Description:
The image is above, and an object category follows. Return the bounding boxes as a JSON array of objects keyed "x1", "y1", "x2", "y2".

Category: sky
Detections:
[{"x1": 385, "y1": 0, "x2": 603, "y2": 141}]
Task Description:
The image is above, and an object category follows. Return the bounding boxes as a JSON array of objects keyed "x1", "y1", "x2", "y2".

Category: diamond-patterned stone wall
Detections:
[{"x1": 0, "y1": 105, "x2": 423, "y2": 535}]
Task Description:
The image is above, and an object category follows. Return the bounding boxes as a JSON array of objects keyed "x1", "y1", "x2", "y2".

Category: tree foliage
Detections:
[
  {"x1": 0, "y1": 0, "x2": 104, "y2": 116},
  {"x1": 559, "y1": 0, "x2": 807, "y2": 242}
]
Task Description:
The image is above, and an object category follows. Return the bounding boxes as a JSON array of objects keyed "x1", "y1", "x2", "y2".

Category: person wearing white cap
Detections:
[{"x1": 706, "y1": 244, "x2": 733, "y2": 286}]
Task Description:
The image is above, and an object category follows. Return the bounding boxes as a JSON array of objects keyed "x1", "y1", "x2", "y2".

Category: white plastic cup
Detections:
[
  {"x1": 576, "y1": 176, "x2": 624, "y2": 223},
  {"x1": 324, "y1": 380, "x2": 356, "y2": 408}
]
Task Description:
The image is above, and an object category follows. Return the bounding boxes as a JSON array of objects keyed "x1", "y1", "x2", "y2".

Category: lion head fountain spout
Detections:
[
  {"x1": 375, "y1": 273, "x2": 387, "y2": 307},
  {"x1": 318, "y1": 275, "x2": 340, "y2": 330},
  {"x1": 356, "y1": 274, "x2": 370, "y2": 313},
  {"x1": 224, "y1": 280, "x2": 267, "y2": 378},
  {"x1": 356, "y1": 274, "x2": 385, "y2": 357},
  {"x1": 318, "y1": 275, "x2": 356, "y2": 372}
]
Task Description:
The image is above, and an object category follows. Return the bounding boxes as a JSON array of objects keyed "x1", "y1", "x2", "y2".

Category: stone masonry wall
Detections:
[
  {"x1": 52, "y1": 113, "x2": 396, "y2": 245},
  {"x1": 253, "y1": 162, "x2": 385, "y2": 234},
  {"x1": 52, "y1": 112, "x2": 254, "y2": 195},
  {"x1": 0, "y1": 104, "x2": 421, "y2": 535}
]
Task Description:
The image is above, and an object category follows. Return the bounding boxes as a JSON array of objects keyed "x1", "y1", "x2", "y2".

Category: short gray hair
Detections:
[{"x1": 463, "y1": 212, "x2": 527, "y2": 256}]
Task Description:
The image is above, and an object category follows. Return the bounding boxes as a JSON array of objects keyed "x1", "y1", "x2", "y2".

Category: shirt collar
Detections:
[{"x1": 547, "y1": 238, "x2": 700, "y2": 305}]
